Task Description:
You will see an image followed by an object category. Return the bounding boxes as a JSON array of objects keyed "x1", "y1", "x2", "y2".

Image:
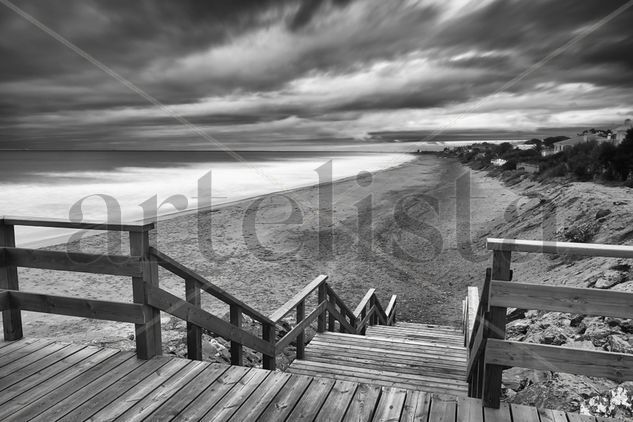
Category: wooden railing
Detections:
[
  {"x1": 466, "y1": 238, "x2": 633, "y2": 408},
  {"x1": 0, "y1": 217, "x2": 396, "y2": 371}
]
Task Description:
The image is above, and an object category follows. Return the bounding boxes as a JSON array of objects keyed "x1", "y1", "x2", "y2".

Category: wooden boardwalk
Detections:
[
  {"x1": 288, "y1": 322, "x2": 469, "y2": 396},
  {"x1": 0, "y1": 338, "x2": 618, "y2": 421}
]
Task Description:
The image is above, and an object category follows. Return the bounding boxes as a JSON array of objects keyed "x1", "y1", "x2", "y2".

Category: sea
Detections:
[{"x1": 0, "y1": 150, "x2": 415, "y2": 246}]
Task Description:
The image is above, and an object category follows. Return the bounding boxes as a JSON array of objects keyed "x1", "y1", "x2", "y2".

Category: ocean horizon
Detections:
[{"x1": 0, "y1": 149, "x2": 416, "y2": 246}]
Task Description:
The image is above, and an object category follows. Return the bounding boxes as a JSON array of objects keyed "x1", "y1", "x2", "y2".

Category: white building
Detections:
[{"x1": 613, "y1": 118, "x2": 632, "y2": 144}]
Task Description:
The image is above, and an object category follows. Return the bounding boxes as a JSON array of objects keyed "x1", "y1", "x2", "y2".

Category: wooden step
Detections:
[
  {"x1": 366, "y1": 326, "x2": 465, "y2": 345},
  {"x1": 316, "y1": 332, "x2": 468, "y2": 356},
  {"x1": 288, "y1": 360, "x2": 468, "y2": 397}
]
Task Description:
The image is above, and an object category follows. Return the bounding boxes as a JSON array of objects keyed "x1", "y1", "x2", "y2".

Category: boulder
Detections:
[
  {"x1": 595, "y1": 209, "x2": 612, "y2": 219},
  {"x1": 580, "y1": 323, "x2": 622, "y2": 347},
  {"x1": 506, "y1": 319, "x2": 532, "y2": 340},
  {"x1": 581, "y1": 381, "x2": 633, "y2": 419},
  {"x1": 593, "y1": 270, "x2": 627, "y2": 289},
  {"x1": 606, "y1": 335, "x2": 633, "y2": 354},
  {"x1": 510, "y1": 373, "x2": 616, "y2": 413}
]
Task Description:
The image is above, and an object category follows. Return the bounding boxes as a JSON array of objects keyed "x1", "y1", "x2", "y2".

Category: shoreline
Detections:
[{"x1": 19, "y1": 153, "x2": 419, "y2": 249}]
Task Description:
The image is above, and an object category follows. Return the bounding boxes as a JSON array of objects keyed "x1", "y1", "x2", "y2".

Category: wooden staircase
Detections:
[{"x1": 287, "y1": 322, "x2": 468, "y2": 397}]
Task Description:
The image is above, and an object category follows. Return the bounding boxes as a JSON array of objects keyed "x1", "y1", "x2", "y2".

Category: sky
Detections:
[{"x1": 1, "y1": 0, "x2": 632, "y2": 150}]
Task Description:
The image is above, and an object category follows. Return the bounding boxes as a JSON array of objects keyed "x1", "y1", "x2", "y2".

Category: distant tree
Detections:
[
  {"x1": 497, "y1": 142, "x2": 514, "y2": 156},
  {"x1": 525, "y1": 138, "x2": 543, "y2": 151}
]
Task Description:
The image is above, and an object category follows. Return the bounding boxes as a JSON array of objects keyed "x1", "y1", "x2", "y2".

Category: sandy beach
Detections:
[{"x1": 7, "y1": 155, "x2": 520, "y2": 350}]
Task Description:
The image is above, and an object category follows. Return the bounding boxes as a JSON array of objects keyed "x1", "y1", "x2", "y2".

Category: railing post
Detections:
[
  {"x1": 130, "y1": 229, "x2": 162, "y2": 359},
  {"x1": 369, "y1": 295, "x2": 377, "y2": 325},
  {"x1": 230, "y1": 304, "x2": 243, "y2": 366},
  {"x1": 482, "y1": 250, "x2": 511, "y2": 408},
  {"x1": 185, "y1": 278, "x2": 202, "y2": 360},
  {"x1": 317, "y1": 283, "x2": 326, "y2": 333},
  {"x1": 328, "y1": 292, "x2": 336, "y2": 332},
  {"x1": 359, "y1": 307, "x2": 367, "y2": 335},
  {"x1": 262, "y1": 323, "x2": 276, "y2": 370},
  {"x1": 296, "y1": 300, "x2": 305, "y2": 359},
  {"x1": 0, "y1": 223, "x2": 22, "y2": 340}
]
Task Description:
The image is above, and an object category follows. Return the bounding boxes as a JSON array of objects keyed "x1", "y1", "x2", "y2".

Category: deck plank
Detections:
[
  {"x1": 199, "y1": 367, "x2": 271, "y2": 422},
  {"x1": 257, "y1": 374, "x2": 313, "y2": 421},
  {"x1": 511, "y1": 403, "x2": 541, "y2": 422},
  {"x1": 52, "y1": 357, "x2": 172, "y2": 422},
  {"x1": 538, "y1": 408, "x2": 570, "y2": 422},
  {"x1": 174, "y1": 365, "x2": 251, "y2": 421},
  {"x1": 26, "y1": 352, "x2": 140, "y2": 421},
  {"x1": 400, "y1": 390, "x2": 431, "y2": 422},
  {"x1": 428, "y1": 394, "x2": 458, "y2": 422},
  {"x1": 342, "y1": 383, "x2": 382, "y2": 422},
  {"x1": 0, "y1": 343, "x2": 65, "y2": 378},
  {"x1": 456, "y1": 396, "x2": 483, "y2": 422},
  {"x1": 0, "y1": 343, "x2": 82, "y2": 389},
  {"x1": 567, "y1": 414, "x2": 598, "y2": 422},
  {"x1": 0, "y1": 345, "x2": 104, "y2": 412},
  {"x1": 314, "y1": 380, "x2": 358, "y2": 422},
  {"x1": 483, "y1": 401, "x2": 512, "y2": 422},
  {"x1": 286, "y1": 376, "x2": 337, "y2": 421},
  {"x1": 148, "y1": 364, "x2": 229, "y2": 420},
  {"x1": 372, "y1": 387, "x2": 408, "y2": 422},
  {"x1": 227, "y1": 371, "x2": 292, "y2": 422},
  {"x1": 88, "y1": 359, "x2": 190, "y2": 420}
]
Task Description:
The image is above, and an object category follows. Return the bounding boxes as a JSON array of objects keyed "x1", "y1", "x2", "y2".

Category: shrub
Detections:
[{"x1": 562, "y1": 221, "x2": 600, "y2": 243}]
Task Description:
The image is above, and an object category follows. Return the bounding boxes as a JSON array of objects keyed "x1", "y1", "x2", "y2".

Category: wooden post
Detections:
[
  {"x1": 317, "y1": 283, "x2": 326, "y2": 333},
  {"x1": 230, "y1": 304, "x2": 243, "y2": 366},
  {"x1": 482, "y1": 250, "x2": 511, "y2": 408},
  {"x1": 0, "y1": 223, "x2": 22, "y2": 340},
  {"x1": 185, "y1": 278, "x2": 202, "y2": 360},
  {"x1": 328, "y1": 293, "x2": 336, "y2": 332},
  {"x1": 130, "y1": 230, "x2": 161, "y2": 359},
  {"x1": 262, "y1": 323, "x2": 276, "y2": 370},
  {"x1": 296, "y1": 300, "x2": 305, "y2": 360},
  {"x1": 369, "y1": 295, "x2": 377, "y2": 325},
  {"x1": 360, "y1": 307, "x2": 367, "y2": 335}
]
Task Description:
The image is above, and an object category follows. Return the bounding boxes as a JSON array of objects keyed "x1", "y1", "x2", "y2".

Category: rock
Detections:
[
  {"x1": 502, "y1": 367, "x2": 549, "y2": 391},
  {"x1": 580, "y1": 381, "x2": 633, "y2": 419},
  {"x1": 595, "y1": 209, "x2": 612, "y2": 219},
  {"x1": 607, "y1": 335, "x2": 633, "y2": 353},
  {"x1": 510, "y1": 373, "x2": 616, "y2": 413},
  {"x1": 612, "y1": 281, "x2": 633, "y2": 293},
  {"x1": 506, "y1": 319, "x2": 532, "y2": 340},
  {"x1": 593, "y1": 270, "x2": 627, "y2": 289},
  {"x1": 580, "y1": 323, "x2": 622, "y2": 347},
  {"x1": 507, "y1": 308, "x2": 527, "y2": 323},
  {"x1": 523, "y1": 312, "x2": 575, "y2": 345}
]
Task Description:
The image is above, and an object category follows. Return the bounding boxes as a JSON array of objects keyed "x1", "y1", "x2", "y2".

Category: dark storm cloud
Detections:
[{"x1": 1, "y1": 0, "x2": 632, "y2": 147}]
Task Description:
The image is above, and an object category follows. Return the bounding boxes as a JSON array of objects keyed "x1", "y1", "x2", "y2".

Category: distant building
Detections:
[
  {"x1": 613, "y1": 119, "x2": 632, "y2": 144},
  {"x1": 517, "y1": 162, "x2": 539, "y2": 174},
  {"x1": 553, "y1": 136, "x2": 587, "y2": 152},
  {"x1": 490, "y1": 158, "x2": 507, "y2": 167}
]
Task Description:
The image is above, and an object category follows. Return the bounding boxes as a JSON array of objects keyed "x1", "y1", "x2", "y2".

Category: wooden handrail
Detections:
[
  {"x1": 1, "y1": 289, "x2": 147, "y2": 324},
  {"x1": 146, "y1": 285, "x2": 276, "y2": 357},
  {"x1": 269, "y1": 275, "x2": 328, "y2": 322},
  {"x1": 353, "y1": 288, "x2": 375, "y2": 318},
  {"x1": 486, "y1": 339, "x2": 633, "y2": 381},
  {"x1": 324, "y1": 284, "x2": 356, "y2": 322},
  {"x1": 487, "y1": 238, "x2": 633, "y2": 258},
  {"x1": 150, "y1": 248, "x2": 275, "y2": 326},
  {"x1": 2, "y1": 247, "x2": 143, "y2": 277},
  {"x1": 1, "y1": 216, "x2": 155, "y2": 232},
  {"x1": 490, "y1": 280, "x2": 633, "y2": 319}
]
